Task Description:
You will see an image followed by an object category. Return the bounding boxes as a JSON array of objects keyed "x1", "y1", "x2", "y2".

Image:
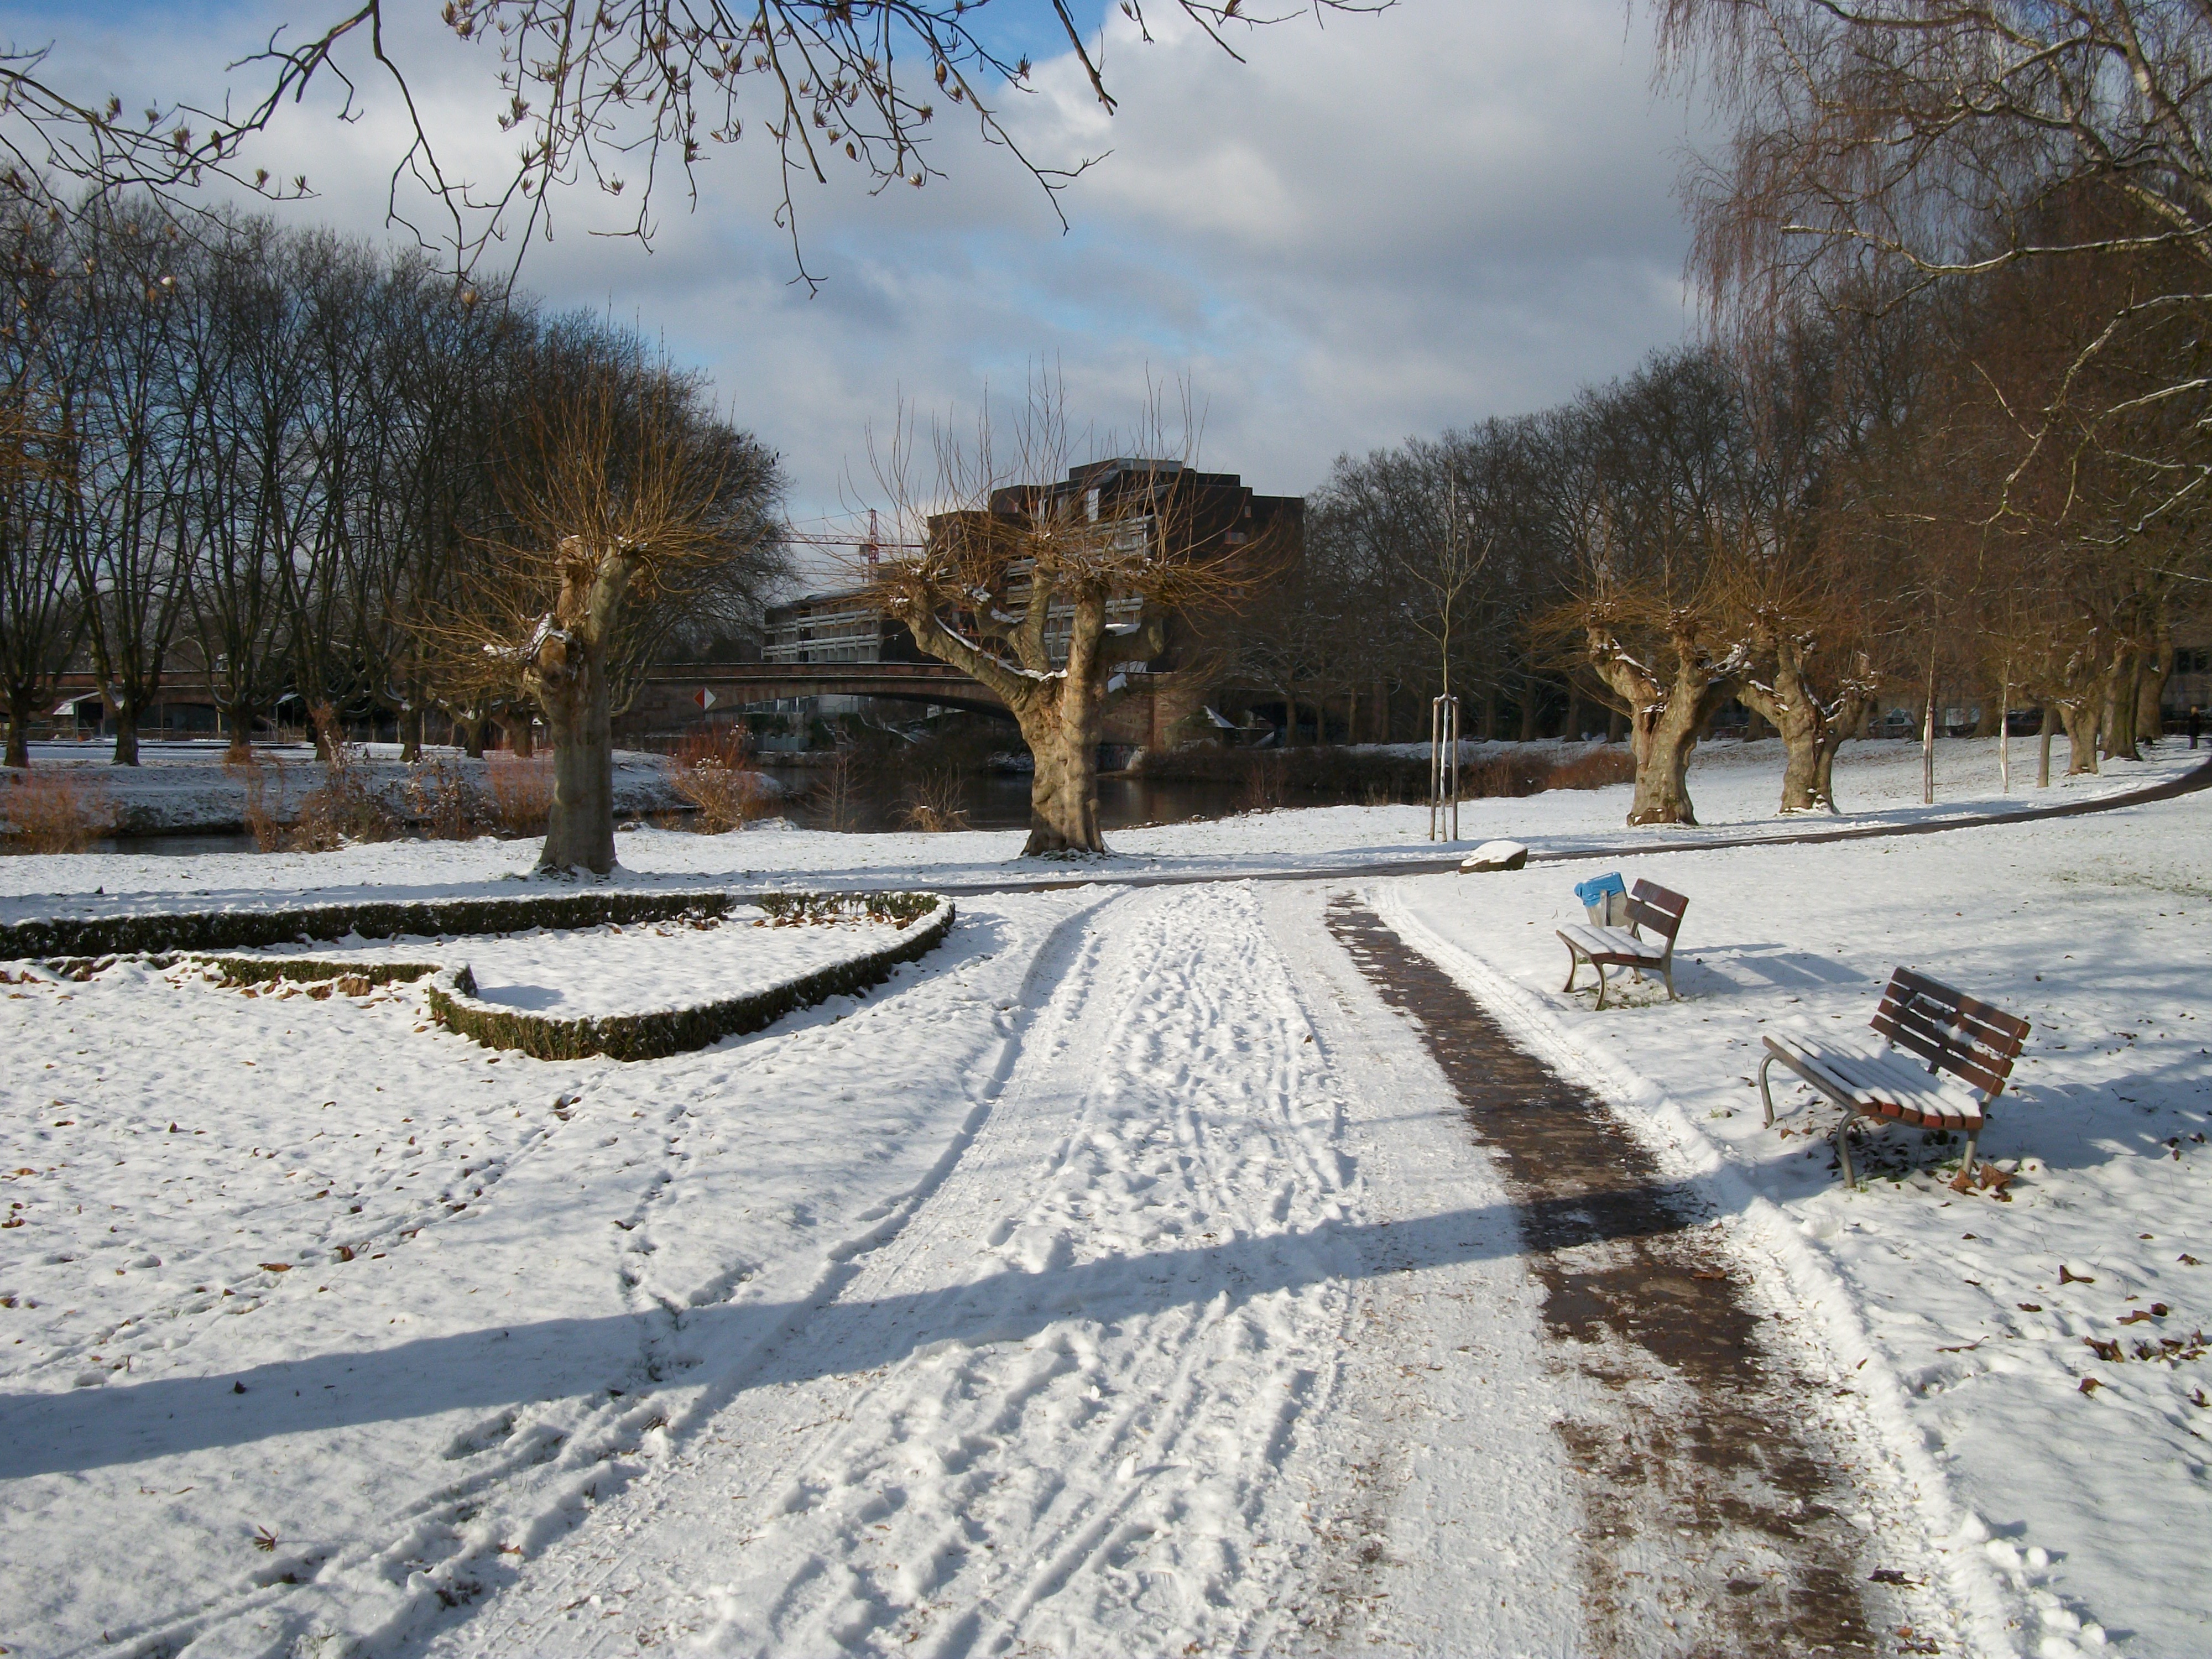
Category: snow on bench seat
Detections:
[
  {"x1": 1758, "y1": 966, "x2": 2030, "y2": 1186},
  {"x1": 1760, "y1": 1029, "x2": 1984, "y2": 1132},
  {"x1": 1557, "y1": 922, "x2": 1666, "y2": 963}
]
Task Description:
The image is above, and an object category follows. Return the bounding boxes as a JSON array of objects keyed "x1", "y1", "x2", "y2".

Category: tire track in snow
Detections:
[{"x1": 429, "y1": 881, "x2": 1365, "y2": 1657}]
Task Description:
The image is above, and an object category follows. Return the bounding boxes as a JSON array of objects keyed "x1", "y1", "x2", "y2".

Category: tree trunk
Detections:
[
  {"x1": 2100, "y1": 649, "x2": 2141, "y2": 761},
  {"x1": 1737, "y1": 636, "x2": 1871, "y2": 815},
  {"x1": 1517, "y1": 670, "x2": 1541, "y2": 742},
  {"x1": 3, "y1": 686, "x2": 32, "y2": 769},
  {"x1": 2059, "y1": 700, "x2": 2099, "y2": 774},
  {"x1": 2139, "y1": 635, "x2": 2172, "y2": 743},
  {"x1": 1564, "y1": 679, "x2": 1583, "y2": 743},
  {"x1": 222, "y1": 703, "x2": 256, "y2": 765},
  {"x1": 2037, "y1": 705, "x2": 2054, "y2": 787},
  {"x1": 459, "y1": 716, "x2": 487, "y2": 760},
  {"x1": 111, "y1": 698, "x2": 140, "y2": 766},
  {"x1": 525, "y1": 545, "x2": 639, "y2": 875},
  {"x1": 538, "y1": 665, "x2": 617, "y2": 874},
  {"x1": 1588, "y1": 615, "x2": 1746, "y2": 827},
  {"x1": 1738, "y1": 684, "x2": 1822, "y2": 812},
  {"x1": 1020, "y1": 703, "x2": 1104, "y2": 854},
  {"x1": 399, "y1": 703, "x2": 424, "y2": 764},
  {"x1": 1629, "y1": 694, "x2": 1707, "y2": 824}
]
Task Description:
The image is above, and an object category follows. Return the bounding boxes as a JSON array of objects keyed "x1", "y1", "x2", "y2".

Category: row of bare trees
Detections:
[
  {"x1": 1243, "y1": 1, "x2": 2212, "y2": 830},
  {"x1": 0, "y1": 192, "x2": 790, "y2": 865},
  {"x1": 1245, "y1": 269, "x2": 2203, "y2": 828}
]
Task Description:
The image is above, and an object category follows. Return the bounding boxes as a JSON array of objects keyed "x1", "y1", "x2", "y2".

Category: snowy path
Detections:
[{"x1": 407, "y1": 882, "x2": 1601, "y2": 1656}]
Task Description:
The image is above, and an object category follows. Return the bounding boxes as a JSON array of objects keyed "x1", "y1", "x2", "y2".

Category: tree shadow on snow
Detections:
[{"x1": 0, "y1": 1185, "x2": 1724, "y2": 1479}]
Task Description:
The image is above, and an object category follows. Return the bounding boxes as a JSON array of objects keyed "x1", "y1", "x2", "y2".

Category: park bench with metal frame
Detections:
[
  {"x1": 1758, "y1": 966, "x2": 2030, "y2": 1186},
  {"x1": 1557, "y1": 879, "x2": 1688, "y2": 1010}
]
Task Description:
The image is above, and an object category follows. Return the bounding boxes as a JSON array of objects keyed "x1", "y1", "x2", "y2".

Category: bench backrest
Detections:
[
  {"x1": 1626, "y1": 880, "x2": 1689, "y2": 945},
  {"x1": 1871, "y1": 967, "x2": 2030, "y2": 1099}
]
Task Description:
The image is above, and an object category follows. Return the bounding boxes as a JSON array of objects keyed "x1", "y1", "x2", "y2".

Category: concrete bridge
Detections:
[
  {"x1": 629, "y1": 661, "x2": 1201, "y2": 748},
  {"x1": 631, "y1": 661, "x2": 1015, "y2": 723}
]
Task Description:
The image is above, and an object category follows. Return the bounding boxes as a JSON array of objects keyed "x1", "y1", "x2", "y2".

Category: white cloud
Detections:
[{"x1": 3, "y1": 1, "x2": 1714, "y2": 518}]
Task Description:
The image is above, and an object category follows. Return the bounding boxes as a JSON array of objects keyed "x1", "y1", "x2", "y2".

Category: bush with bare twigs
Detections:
[
  {"x1": 669, "y1": 724, "x2": 771, "y2": 834},
  {"x1": 484, "y1": 754, "x2": 555, "y2": 837},
  {"x1": 0, "y1": 769, "x2": 116, "y2": 853},
  {"x1": 290, "y1": 745, "x2": 403, "y2": 853},
  {"x1": 407, "y1": 760, "x2": 491, "y2": 840},
  {"x1": 898, "y1": 766, "x2": 971, "y2": 833},
  {"x1": 1548, "y1": 747, "x2": 1637, "y2": 791},
  {"x1": 231, "y1": 755, "x2": 290, "y2": 852},
  {"x1": 810, "y1": 743, "x2": 863, "y2": 834}
]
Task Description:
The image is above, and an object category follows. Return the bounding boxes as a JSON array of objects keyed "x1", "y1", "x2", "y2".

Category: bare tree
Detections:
[
  {"x1": 445, "y1": 346, "x2": 782, "y2": 872},
  {"x1": 1555, "y1": 349, "x2": 1751, "y2": 826},
  {"x1": 1663, "y1": 0, "x2": 2212, "y2": 555},
  {"x1": 864, "y1": 379, "x2": 1267, "y2": 855},
  {"x1": 0, "y1": 196, "x2": 81, "y2": 768},
  {"x1": 0, "y1": 1, "x2": 1381, "y2": 288}
]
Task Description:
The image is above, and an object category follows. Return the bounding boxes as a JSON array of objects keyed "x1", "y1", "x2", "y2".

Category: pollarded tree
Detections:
[
  {"x1": 445, "y1": 344, "x2": 784, "y2": 873},
  {"x1": 1710, "y1": 320, "x2": 1900, "y2": 813},
  {"x1": 1553, "y1": 348, "x2": 1752, "y2": 826},
  {"x1": 864, "y1": 384, "x2": 1270, "y2": 855}
]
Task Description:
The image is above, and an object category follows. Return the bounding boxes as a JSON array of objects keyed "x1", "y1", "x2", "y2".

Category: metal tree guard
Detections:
[{"x1": 1430, "y1": 693, "x2": 1460, "y2": 842}]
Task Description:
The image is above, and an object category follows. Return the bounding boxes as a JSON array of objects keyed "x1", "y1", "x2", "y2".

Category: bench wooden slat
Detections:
[
  {"x1": 1875, "y1": 991, "x2": 2028, "y2": 1060},
  {"x1": 1891, "y1": 967, "x2": 2031, "y2": 1041},
  {"x1": 1761, "y1": 965, "x2": 2031, "y2": 1186},
  {"x1": 1869, "y1": 1014, "x2": 2013, "y2": 1095}
]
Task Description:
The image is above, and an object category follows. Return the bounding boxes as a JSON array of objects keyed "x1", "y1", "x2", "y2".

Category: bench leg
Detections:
[
  {"x1": 1593, "y1": 962, "x2": 1612, "y2": 1011},
  {"x1": 1661, "y1": 962, "x2": 1678, "y2": 1002},
  {"x1": 1757, "y1": 1051, "x2": 1781, "y2": 1127},
  {"x1": 1834, "y1": 1109, "x2": 1859, "y2": 1187},
  {"x1": 1958, "y1": 1130, "x2": 1980, "y2": 1186},
  {"x1": 1562, "y1": 946, "x2": 1583, "y2": 995}
]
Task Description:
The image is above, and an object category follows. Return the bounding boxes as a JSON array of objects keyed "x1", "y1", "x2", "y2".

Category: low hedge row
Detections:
[
  {"x1": 420, "y1": 897, "x2": 957, "y2": 1061},
  {"x1": 44, "y1": 889, "x2": 957, "y2": 1062},
  {"x1": 0, "y1": 888, "x2": 740, "y2": 961}
]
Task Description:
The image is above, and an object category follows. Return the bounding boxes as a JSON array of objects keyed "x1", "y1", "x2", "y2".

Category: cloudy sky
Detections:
[{"x1": 8, "y1": 1, "x2": 1715, "y2": 527}]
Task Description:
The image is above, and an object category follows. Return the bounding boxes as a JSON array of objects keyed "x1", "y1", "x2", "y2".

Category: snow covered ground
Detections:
[
  {"x1": 216, "y1": 909, "x2": 917, "y2": 1019},
  {"x1": 2, "y1": 737, "x2": 2194, "y2": 927},
  {"x1": 0, "y1": 735, "x2": 2205, "y2": 1657},
  {"x1": 1390, "y1": 787, "x2": 2212, "y2": 1658}
]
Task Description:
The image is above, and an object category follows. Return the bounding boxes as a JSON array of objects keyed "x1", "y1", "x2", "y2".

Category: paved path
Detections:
[{"x1": 1324, "y1": 893, "x2": 1922, "y2": 1655}]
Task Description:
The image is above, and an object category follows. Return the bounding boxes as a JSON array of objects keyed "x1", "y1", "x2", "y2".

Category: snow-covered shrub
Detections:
[
  {"x1": 423, "y1": 896, "x2": 956, "y2": 1060},
  {"x1": 0, "y1": 769, "x2": 116, "y2": 854},
  {"x1": 0, "y1": 889, "x2": 739, "y2": 960}
]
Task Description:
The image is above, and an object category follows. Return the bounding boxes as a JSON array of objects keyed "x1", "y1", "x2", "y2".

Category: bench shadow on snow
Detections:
[{"x1": 0, "y1": 1185, "x2": 1731, "y2": 1479}]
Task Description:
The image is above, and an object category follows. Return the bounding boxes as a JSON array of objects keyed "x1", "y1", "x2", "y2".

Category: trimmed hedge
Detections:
[
  {"x1": 38, "y1": 888, "x2": 957, "y2": 1062},
  {"x1": 0, "y1": 888, "x2": 738, "y2": 961},
  {"x1": 203, "y1": 956, "x2": 442, "y2": 989},
  {"x1": 420, "y1": 897, "x2": 957, "y2": 1061}
]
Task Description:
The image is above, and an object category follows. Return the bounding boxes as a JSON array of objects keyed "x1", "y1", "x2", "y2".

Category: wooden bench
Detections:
[
  {"x1": 1557, "y1": 879, "x2": 1688, "y2": 1010},
  {"x1": 1758, "y1": 967, "x2": 2030, "y2": 1186}
]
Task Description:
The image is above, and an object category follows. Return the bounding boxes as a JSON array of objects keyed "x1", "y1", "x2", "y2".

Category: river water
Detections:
[{"x1": 81, "y1": 767, "x2": 1260, "y2": 853}]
